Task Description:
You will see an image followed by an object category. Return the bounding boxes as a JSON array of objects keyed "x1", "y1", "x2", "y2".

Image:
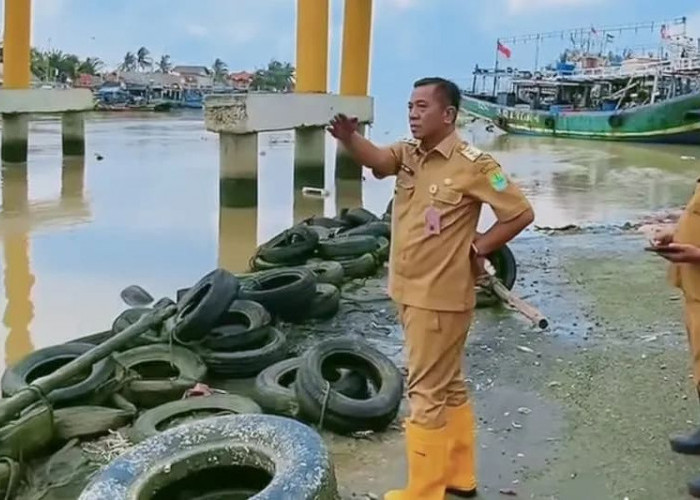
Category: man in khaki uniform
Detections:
[
  {"x1": 328, "y1": 77, "x2": 534, "y2": 499},
  {"x1": 651, "y1": 180, "x2": 700, "y2": 497}
]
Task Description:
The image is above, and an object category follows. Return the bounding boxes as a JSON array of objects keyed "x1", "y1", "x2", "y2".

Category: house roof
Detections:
[
  {"x1": 119, "y1": 71, "x2": 184, "y2": 87},
  {"x1": 172, "y1": 65, "x2": 211, "y2": 76}
]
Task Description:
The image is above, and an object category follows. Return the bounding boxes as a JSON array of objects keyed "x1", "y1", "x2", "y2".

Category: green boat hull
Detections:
[{"x1": 461, "y1": 91, "x2": 700, "y2": 144}]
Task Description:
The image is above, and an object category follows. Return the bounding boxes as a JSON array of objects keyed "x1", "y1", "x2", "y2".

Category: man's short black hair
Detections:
[{"x1": 413, "y1": 77, "x2": 461, "y2": 110}]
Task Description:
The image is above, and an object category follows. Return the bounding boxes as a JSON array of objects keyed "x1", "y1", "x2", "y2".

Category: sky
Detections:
[{"x1": 8, "y1": 0, "x2": 700, "y2": 135}]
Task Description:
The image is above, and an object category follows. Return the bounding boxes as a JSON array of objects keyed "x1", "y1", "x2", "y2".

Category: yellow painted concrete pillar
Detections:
[
  {"x1": 294, "y1": 0, "x2": 330, "y2": 222},
  {"x1": 336, "y1": 0, "x2": 373, "y2": 182},
  {"x1": 3, "y1": 0, "x2": 32, "y2": 89},
  {"x1": 340, "y1": 0, "x2": 373, "y2": 97},
  {"x1": 295, "y1": 0, "x2": 329, "y2": 93}
]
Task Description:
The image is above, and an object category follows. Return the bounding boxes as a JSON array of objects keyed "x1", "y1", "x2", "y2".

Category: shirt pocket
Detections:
[{"x1": 431, "y1": 186, "x2": 463, "y2": 208}]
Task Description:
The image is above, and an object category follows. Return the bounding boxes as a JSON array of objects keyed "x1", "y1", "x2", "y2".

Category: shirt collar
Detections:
[{"x1": 417, "y1": 130, "x2": 460, "y2": 159}]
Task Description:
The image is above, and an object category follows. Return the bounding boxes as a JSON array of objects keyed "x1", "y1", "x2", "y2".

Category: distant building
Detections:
[
  {"x1": 228, "y1": 71, "x2": 254, "y2": 91},
  {"x1": 172, "y1": 65, "x2": 213, "y2": 89}
]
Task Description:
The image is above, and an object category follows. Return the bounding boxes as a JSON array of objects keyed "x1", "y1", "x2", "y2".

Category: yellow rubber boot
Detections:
[
  {"x1": 384, "y1": 420, "x2": 448, "y2": 500},
  {"x1": 445, "y1": 403, "x2": 478, "y2": 497}
]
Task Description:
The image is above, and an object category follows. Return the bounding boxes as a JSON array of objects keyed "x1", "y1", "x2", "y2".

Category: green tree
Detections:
[
  {"x1": 251, "y1": 59, "x2": 295, "y2": 92},
  {"x1": 136, "y1": 47, "x2": 152, "y2": 72},
  {"x1": 120, "y1": 52, "x2": 137, "y2": 72},
  {"x1": 212, "y1": 58, "x2": 228, "y2": 83},
  {"x1": 77, "y1": 57, "x2": 103, "y2": 75},
  {"x1": 157, "y1": 55, "x2": 172, "y2": 73}
]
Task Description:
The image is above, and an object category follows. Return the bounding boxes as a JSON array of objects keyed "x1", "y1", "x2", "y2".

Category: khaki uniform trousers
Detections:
[
  {"x1": 397, "y1": 304, "x2": 474, "y2": 429},
  {"x1": 685, "y1": 299, "x2": 700, "y2": 389}
]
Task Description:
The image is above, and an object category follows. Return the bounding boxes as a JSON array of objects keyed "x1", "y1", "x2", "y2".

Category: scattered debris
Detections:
[
  {"x1": 516, "y1": 345, "x2": 535, "y2": 354},
  {"x1": 499, "y1": 488, "x2": 518, "y2": 496},
  {"x1": 517, "y1": 407, "x2": 532, "y2": 415}
]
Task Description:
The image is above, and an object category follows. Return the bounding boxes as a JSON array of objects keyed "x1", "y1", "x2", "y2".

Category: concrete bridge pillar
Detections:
[
  {"x1": 62, "y1": 112, "x2": 86, "y2": 156},
  {"x1": 336, "y1": 0, "x2": 373, "y2": 182},
  {"x1": 293, "y1": 0, "x2": 330, "y2": 221}
]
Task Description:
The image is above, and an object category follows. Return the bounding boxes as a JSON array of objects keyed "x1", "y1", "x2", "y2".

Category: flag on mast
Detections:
[{"x1": 497, "y1": 40, "x2": 511, "y2": 58}]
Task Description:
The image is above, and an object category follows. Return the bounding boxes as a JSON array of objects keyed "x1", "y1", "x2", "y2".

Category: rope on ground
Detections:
[{"x1": 317, "y1": 380, "x2": 332, "y2": 430}]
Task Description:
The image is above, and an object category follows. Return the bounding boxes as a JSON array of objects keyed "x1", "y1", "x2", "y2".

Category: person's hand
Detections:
[
  {"x1": 327, "y1": 113, "x2": 359, "y2": 142},
  {"x1": 658, "y1": 243, "x2": 700, "y2": 263},
  {"x1": 651, "y1": 224, "x2": 676, "y2": 246}
]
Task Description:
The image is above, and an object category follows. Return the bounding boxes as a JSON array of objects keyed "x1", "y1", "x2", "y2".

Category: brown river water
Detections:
[{"x1": 0, "y1": 110, "x2": 698, "y2": 373}]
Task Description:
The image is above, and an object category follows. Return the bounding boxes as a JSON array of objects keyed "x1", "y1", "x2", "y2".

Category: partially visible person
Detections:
[
  {"x1": 651, "y1": 180, "x2": 700, "y2": 498},
  {"x1": 327, "y1": 77, "x2": 534, "y2": 499}
]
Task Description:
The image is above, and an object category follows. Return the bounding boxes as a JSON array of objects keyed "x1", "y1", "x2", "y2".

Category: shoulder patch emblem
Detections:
[
  {"x1": 489, "y1": 171, "x2": 508, "y2": 192},
  {"x1": 459, "y1": 144, "x2": 483, "y2": 162},
  {"x1": 401, "y1": 137, "x2": 420, "y2": 146}
]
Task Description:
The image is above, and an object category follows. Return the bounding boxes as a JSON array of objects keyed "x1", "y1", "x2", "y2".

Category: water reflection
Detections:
[{"x1": 0, "y1": 157, "x2": 89, "y2": 366}]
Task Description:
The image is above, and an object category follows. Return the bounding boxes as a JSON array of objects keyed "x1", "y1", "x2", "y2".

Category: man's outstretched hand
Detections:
[{"x1": 327, "y1": 113, "x2": 359, "y2": 142}]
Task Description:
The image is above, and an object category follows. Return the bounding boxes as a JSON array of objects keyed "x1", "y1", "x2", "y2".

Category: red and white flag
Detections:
[{"x1": 497, "y1": 40, "x2": 512, "y2": 59}]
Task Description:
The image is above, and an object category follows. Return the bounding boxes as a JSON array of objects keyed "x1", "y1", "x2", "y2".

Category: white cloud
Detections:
[
  {"x1": 186, "y1": 24, "x2": 209, "y2": 37},
  {"x1": 506, "y1": 0, "x2": 603, "y2": 15}
]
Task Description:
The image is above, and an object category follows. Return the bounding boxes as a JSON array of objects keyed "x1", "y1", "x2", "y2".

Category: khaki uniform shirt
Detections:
[
  {"x1": 669, "y1": 180, "x2": 700, "y2": 301},
  {"x1": 384, "y1": 131, "x2": 532, "y2": 312}
]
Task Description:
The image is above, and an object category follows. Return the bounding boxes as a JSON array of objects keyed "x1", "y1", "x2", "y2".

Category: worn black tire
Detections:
[
  {"x1": 54, "y1": 406, "x2": 134, "y2": 442},
  {"x1": 172, "y1": 269, "x2": 240, "y2": 343},
  {"x1": 115, "y1": 344, "x2": 208, "y2": 408},
  {"x1": 79, "y1": 414, "x2": 338, "y2": 500},
  {"x1": 302, "y1": 260, "x2": 345, "y2": 287},
  {"x1": 119, "y1": 285, "x2": 154, "y2": 307},
  {"x1": 1, "y1": 343, "x2": 115, "y2": 407},
  {"x1": 486, "y1": 244, "x2": 518, "y2": 291},
  {"x1": 204, "y1": 300, "x2": 272, "y2": 351},
  {"x1": 256, "y1": 225, "x2": 319, "y2": 265},
  {"x1": 194, "y1": 327, "x2": 288, "y2": 379},
  {"x1": 340, "y1": 207, "x2": 380, "y2": 227},
  {"x1": 306, "y1": 225, "x2": 333, "y2": 240},
  {"x1": 319, "y1": 235, "x2": 379, "y2": 259},
  {"x1": 301, "y1": 216, "x2": 348, "y2": 229},
  {"x1": 112, "y1": 307, "x2": 163, "y2": 346},
  {"x1": 334, "y1": 253, "x2": 378, "y2": 279},
  {"x1": 374, "y1": 236, "x2": 390, "y2": 264},
  {"x1": 153, "y1": 297, "x2": 176, "y2": 310},
  {"x1": 339, "y1": 221, "x2": 391, "y2": 239},
  {"x1": 239, "y1": 268, "x2": 317, "y2": 319},
  {"x1": 0, "y1": 404, "x2": 54, "y2": 460},
  {"x1": 250, "y1": 255, "x2": 288, "y2": 272},
  {"x1": 254, "y1": 357, "x2": 368, "y2": 417},
  {"x1": 129, "y1": 394, "x2": 262, "y2": 443},
  {"x1": 308, "y1": 284, "x2": 341, "y2": 320},
  {"x1": 382, "y1": 197, "x2": 393, "y2": 221},
  {"x1": 295, "y1": 337, "x2": 403, "y2": 434}
]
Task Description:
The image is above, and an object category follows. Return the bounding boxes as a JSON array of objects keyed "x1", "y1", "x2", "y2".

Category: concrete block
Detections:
[
  {"x1": 0, "y1": 89, "x2": 94, "y2": 114},
  {"x1": 62, "y1": 112, "x2": 85, "y2": 156},
  {"x1": 204, "y1": 93, "x2": 373, "y2": 134},
  {"x1": 1, "y1": 114, "x2": 28, "y2": 163}
]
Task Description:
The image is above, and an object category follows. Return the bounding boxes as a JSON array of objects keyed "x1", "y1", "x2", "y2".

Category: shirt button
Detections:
[
  {"x1": 444, "y1": 178, "x2": 453, "y2": 186},
  {"x1": 429, "y1": 184, "x2": 438, "y2": 194}
]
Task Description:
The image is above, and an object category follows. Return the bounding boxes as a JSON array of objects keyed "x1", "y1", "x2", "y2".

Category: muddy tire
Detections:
[
  {"x1": 334, "y1": 253, "x2": 377, "y2": 279},
  {"x1": 239, "y1": 268, "x2": 316, "y2": 319},
  {"x1": 301, "y1": 216, "x2": 348, "y2": 229},
  {"x1": 339, "y1": 221, "x2": 391, "y2": 239},
  {"x1": 115, "y1": 344, "x2": 208, "y2": 408},
  {"x1": 112, "y1": 307, "x2": 163, "y2": 346},
  {"x1": 486, "y1": 244, "x2": 517, "y2": 290},
  {"x1": 54, "y1": 406, "x2": 134, "y2": 442},
  {"x1": 306, "y1": 225, "x2": 334, "y2": 240},
  {"x1": 129, "y1": 394, "x2": 262, "y2": 443},
  {"x1": 308, "y1": 284, "x2": 341, "y2": 320},
  {"x1": 195, "y1": 327, "x2": 288, "y2": 379},
  {"x1": 250, "y1": 255, "x2": 289, "y2": 272},
  {"x1": 256, "y1": 225, "x2": 319, "y2": 265},
  {"x1": 254, "y1": 357, "x2": 368, "y2": 417},
  {"x1": 153, "y1": 297, "x2": 176, "y2": 310},
  {"x1": 204, "y1": 300, "x2": 272, "y2": 351},
  {"x1": 0, "y1": 404, "x2": 54, "y2": 460},
  {"x1": 319, "y1": 235, "x2": 379, "y2": 260},
  {"x1": 79, "y1": 414, "x2": 338, "y2": 500},
  {"x1": 340, "y1": 207, "x2": 379, "y2": 227},
  {"x1": 295, "y1": 338, "x2": 403, "y2": 434},
  {"x1": 1, "y1": 343, "x2": 115, "y2": 407},
  {"x1": 302, "y1": 260, "x2": 345, "y2": 287},
  {"x1": 374, "y1": 236, "x2": 390, "y2": 263},
  {"x1": 119, "y1": 284, "x2": 154, "y2": 307},
  {"x1": 172, "y1": 269, "x2": 240, "y2": 343}
]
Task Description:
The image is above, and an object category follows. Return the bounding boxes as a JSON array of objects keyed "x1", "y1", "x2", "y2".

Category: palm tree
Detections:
[
  {"x1": 136, "y1": 46, "x2": 152, "y2": 72},
  {"x1": 78, "y1": 57, "x2": 103, "y2": 76},
  {"x1": 158, "y1": 55, "x2": 172, "y2": 73},
  {"x1": 30, "y1": 48, "x2": 47, "y2": 80},
  {"x1": 212, "y1": 58, "x2": 228, "y2": 84},
  {"x1": 251, "y1": 60, "x2": 295, "y2": 92},
  {"x1": 120, "y1": 52, "x2": 137, "y2": 72}
]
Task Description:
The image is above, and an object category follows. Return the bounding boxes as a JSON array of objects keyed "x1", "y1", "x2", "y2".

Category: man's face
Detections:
[{"x1": 408, "y1": 84, "x2": 455, "y2": 140}]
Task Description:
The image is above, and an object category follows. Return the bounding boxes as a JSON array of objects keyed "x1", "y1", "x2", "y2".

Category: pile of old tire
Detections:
[
  {"x1": 249, "y1": 207, "x2": 391, "y2": 280},
  {"x1": 79, "y1": 414, "x2": 339, "y2": 499},
  {"x1": 253, "y1": 337, "x2": 403, "y2": 435}
]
